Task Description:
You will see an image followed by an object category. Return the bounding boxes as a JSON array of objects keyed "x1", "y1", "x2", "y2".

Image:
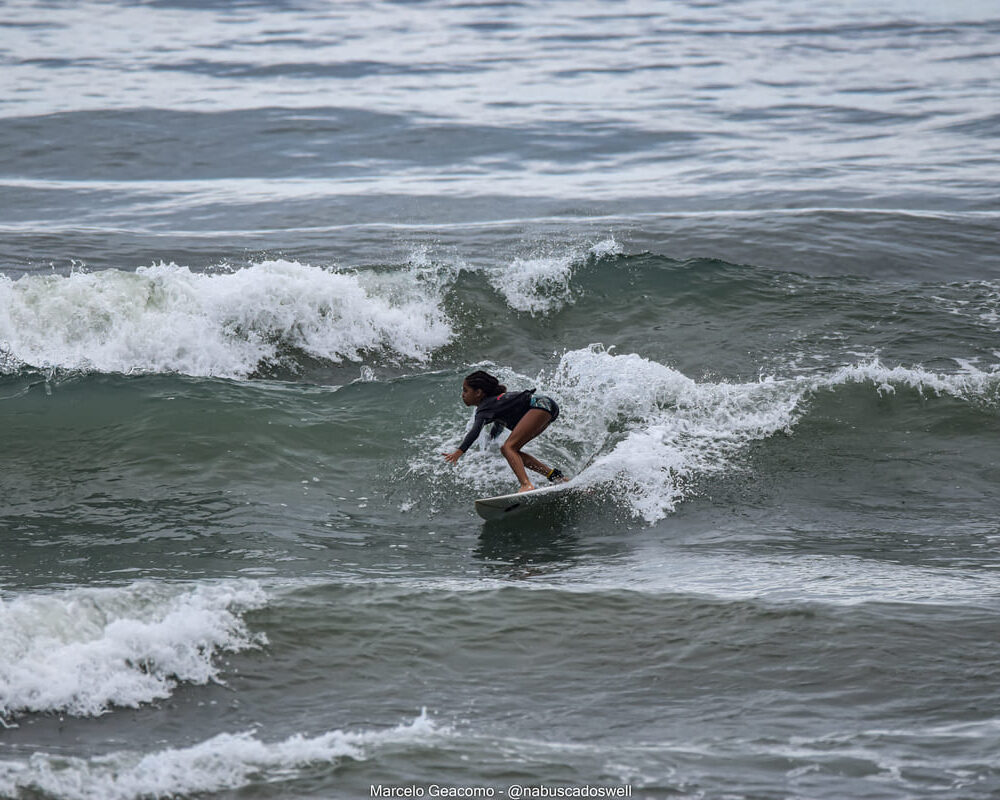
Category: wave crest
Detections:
[
  {"x1": 0, "y1": 260, "x2": 453, "y2": 379},
  {"x1": 0, "y1": 712, "x2": 440, "y2": 800}
]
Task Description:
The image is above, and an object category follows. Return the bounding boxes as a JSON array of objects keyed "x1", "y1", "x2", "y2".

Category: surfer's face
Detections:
[{"x1": 461, "y1": 382, "x2": 484, "y2": 406}]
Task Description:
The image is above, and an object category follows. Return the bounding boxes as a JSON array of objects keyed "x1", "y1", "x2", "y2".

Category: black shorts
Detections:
[{"x1": 529, "y1": 394, "x2": 559, "y2": 421}]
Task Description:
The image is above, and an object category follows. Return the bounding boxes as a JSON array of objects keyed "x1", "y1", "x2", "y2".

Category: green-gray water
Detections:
[{"x1": 2, "y1": 1, "x2": 999, "y2": 797}]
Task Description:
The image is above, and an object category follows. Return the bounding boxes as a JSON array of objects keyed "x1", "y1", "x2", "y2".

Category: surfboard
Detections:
[{"x1": 474, "y1": 482, "x2": 574, "y2": 520}]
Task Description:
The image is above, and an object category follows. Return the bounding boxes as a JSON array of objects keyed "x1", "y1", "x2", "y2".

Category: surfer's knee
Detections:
[{"x1": 500, "y1": 439, "x2": 520, "y2": 457}]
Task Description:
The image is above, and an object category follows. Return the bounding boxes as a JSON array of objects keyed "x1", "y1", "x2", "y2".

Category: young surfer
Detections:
[{"x1": 443, "y1": 370, "x2": 567, "y2": 493}]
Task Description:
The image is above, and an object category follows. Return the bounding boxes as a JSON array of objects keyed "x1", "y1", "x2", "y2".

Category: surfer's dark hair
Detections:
[{"x1": 464, "y1": 370, "x2": 506, "y2": 397}]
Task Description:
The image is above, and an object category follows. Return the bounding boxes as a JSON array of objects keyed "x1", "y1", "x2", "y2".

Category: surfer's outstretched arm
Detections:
[{"x1": 443, "y1": 376, "x2": 490, "y2": 463}]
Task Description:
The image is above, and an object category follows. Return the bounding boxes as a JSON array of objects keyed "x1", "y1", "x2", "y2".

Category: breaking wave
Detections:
[
  {"x1": 0, "y1": 712, "x2": 440, "y2": 800},
  {"x1": 0, "y1": 260, "x2": 453, "y2": 379},
  {"x1": 0, "y1": 580, "x2": 267, "y2": 720}
]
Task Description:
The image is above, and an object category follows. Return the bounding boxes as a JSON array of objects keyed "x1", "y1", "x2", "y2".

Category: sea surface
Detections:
[{"x1": 1, "y1": 1, "x2": 999, "y2": 798}]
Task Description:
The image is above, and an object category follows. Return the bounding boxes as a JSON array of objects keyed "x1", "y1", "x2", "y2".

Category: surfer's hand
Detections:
[{"x1": 443, "y1": 450, "x2": 463, "y2": 463}]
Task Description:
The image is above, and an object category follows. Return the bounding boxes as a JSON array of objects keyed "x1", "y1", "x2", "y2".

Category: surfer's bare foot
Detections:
[{"x1": 518, "y1": 483, "x2": 535, "y2": 493}]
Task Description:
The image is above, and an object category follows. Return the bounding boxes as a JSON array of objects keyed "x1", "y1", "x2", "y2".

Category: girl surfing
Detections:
[{"x1": 443, "y1": 370, "x2": 567, "y2": 493}]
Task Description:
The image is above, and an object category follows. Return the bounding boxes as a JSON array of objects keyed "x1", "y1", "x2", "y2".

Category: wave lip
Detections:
[
  {"x1": 0, "y1": 580, "x2": 267, "y2": 720},
  {"x1": 488, "y1": 237, "x2": 622, "y2": 315},
  {"x1": 0, "y1": 259, "x2": 453, "y2": 379},
  {"x1": 0, "y1": 712, "x2": 439, "y2": 800}
]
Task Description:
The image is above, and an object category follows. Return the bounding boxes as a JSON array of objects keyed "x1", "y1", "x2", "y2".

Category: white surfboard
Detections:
[{"x1": 474, "y1": 482, "x2": 574, "y2": 521}]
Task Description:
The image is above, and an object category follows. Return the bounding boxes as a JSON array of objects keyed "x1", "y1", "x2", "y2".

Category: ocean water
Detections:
[{"x1": 1, "y1": 0, "x2": 999, "y2": 798}]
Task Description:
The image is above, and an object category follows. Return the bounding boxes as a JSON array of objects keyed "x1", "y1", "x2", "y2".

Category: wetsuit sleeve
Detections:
[{"x1": 458, "y1": 413, "x2": 487, "y2": 452}]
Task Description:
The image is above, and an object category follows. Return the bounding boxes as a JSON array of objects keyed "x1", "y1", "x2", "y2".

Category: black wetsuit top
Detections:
[{"x1": 458, "y1": 389, "x2": 534, "y2": 452}]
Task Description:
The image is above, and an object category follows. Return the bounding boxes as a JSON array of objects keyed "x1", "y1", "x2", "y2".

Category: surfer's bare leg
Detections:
[
  {"x1": 520, "y1": 451, "x2": 550, "y2": 476},
  {"x1": 501, "y1": 409, "x2": 552, "y2": 492},
  {"x1": 519, "y1": 451, "x2": 569, "y2": 483}
]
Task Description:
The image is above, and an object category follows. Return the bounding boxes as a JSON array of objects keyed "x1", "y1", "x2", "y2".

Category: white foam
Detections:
[
  {"x1": 0, "y1": 712, "x2": 439, "y2": 800},
  {"x1": 0, "y1": 260, "x2": 452, "y2": 379},
  {"x1": 0, "y1": 580, "x2": 267, "y2": 720},
  {"x1": 489, "y1": 237, "x2": 622, "y2": 315},
  {"x1": 825, "y1": 358, "x2": 1000, "y2": 403},
  {"x1": 562, "y1": 350, "x2": 1000, "y2": 522},
  {"x1": 550, "y1": 345, "x2": 807, "y2": 522}
]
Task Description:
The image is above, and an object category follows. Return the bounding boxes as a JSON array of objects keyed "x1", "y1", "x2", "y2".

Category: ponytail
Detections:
[{"x1": 464, "y1": 370, "x2": 506, "y2": 397}]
